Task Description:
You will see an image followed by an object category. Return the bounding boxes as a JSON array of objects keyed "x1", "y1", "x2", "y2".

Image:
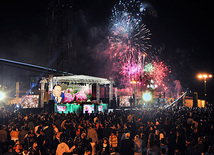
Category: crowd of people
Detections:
[{"x1": 0, "y1": 105, "x2": 214, "y2": 155}]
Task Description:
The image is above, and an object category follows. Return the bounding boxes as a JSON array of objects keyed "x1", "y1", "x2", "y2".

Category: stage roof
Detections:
[{"x1": 52, "y1": 75, "x2": 112, "y2": 84}]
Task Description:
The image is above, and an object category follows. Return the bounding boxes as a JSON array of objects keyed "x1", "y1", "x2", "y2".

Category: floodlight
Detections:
[
  {"x1": 143, "y1": 92, "x2": 152, "y2": 101},
  {"x1": 0, "y1": 92, "x2": 5, "y2": 100}
]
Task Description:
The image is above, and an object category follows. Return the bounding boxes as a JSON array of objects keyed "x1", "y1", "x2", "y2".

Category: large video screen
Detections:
[
  {"x1": 65, "y1": 84, "x2": 92, "y2": 102},
  {"x1": 98, "y1": 105, "x2": 104, "y2": 112},
  {"x1": 51, "y1": 84, "x2": 92, "y2": 103},
  {"x1": 83, "y1": 104, "x2": 94, "y2": 114},
  {"x1": 119, "y1": 96, "x2": 131, "y2": 107},
  {"x1": 56, "y1": 105, "x2": 67, "y2": 113},
  {"x1": 21, "y1": 95, "x2": 39, "y2": 108}
]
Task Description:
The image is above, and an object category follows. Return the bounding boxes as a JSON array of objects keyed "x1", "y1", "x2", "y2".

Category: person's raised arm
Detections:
[{"x1": 65, "y1": 144, "x2": 76, "y2": 153}]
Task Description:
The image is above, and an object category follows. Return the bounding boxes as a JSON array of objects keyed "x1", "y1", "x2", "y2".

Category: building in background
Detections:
[{"x1": 0, "y1": 58, "x2": 72, "y2": 105}]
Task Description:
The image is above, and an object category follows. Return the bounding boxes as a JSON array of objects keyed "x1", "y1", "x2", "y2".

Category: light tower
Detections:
[
  {"x1": 46, "y1": 0, "x2": 75, "y2": 74},
  {"x1": 197, "y1": 73, "x2": 212, "y2": 104}
]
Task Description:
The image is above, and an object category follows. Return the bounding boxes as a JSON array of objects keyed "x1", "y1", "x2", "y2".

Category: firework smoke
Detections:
[{"x1": 174, "y1": 80, "x2": 182, "y2": 98}]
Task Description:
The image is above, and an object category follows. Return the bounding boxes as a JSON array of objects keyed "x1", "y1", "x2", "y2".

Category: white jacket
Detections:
[{"x1": 56, "y1": 142, "x2": 75, "y2": 155}]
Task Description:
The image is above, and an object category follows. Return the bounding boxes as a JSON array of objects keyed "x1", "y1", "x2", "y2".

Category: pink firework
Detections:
[
  {"x1": 121, "y1": 60, "x2": 142, "y2": 80},
  {"x1": 149, "y1": 61, "x2": 169, "y2": 90}
]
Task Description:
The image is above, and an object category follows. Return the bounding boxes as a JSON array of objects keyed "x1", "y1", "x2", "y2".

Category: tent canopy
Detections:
[{"x1": 53, "y1": 75, "x2": 112, "y2": 84}]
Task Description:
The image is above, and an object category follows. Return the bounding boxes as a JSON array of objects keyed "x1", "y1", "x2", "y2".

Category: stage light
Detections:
[
  {"x1": 0, "y1": 92, "x2": 5, "y2": 100},
  {"x1": 130, "y1": 80, "x2": 137, "y2": 84},
  {"x1": 143, "y1": 92, "x2": 152, "y2": 101}
]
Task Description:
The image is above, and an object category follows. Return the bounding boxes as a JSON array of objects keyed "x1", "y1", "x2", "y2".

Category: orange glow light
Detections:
[
  {"x1": 203, "y1": 74, "x2": 208, "y2": 78},
  {"x1": 198, "y1": 75, "x2": 203, "y2": 79},
  {"x1": 197, "y1": 73, "x2": 212, "y2": 79}
]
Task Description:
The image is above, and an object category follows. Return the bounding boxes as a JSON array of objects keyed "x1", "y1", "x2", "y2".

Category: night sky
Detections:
[{"x1": 0, "y1": 0, "x2": 214, "y2": 101}]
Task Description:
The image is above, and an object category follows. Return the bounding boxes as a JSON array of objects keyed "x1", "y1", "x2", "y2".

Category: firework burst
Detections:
[
  {"x1": 105, "y1": 0, "x2": 170, "y2": 92},
  {"x1": 109, "y1": 0, "x2": 151, "y2": 59},
  {"x1": 144, "y1": 61, "x2": 169, "y2": 90}
]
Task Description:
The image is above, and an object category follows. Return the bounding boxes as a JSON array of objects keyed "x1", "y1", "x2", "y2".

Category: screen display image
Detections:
[
  {"x1": 98, "y1": 105, "x2": 104, "y2": 112},
  {"x1": 119, "y1": 96, "x2": 131, "y2": 107},
  {"x1": 56, "y1": 105, "x2": 67, "y2": 113},
  {"x1": 83, "y1": 104, "x2": 94, "y2": 114},
  {"x1": 21, "y1": 95, "x2": 39, "y2": 108},
  {"x1": 62, "y1": 84, "x2": 92, "y2": 103}
]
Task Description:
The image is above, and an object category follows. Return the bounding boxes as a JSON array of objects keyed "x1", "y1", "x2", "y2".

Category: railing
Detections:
[{"x1": 164, "y1": 91, "x2": 187, "y2": 108}]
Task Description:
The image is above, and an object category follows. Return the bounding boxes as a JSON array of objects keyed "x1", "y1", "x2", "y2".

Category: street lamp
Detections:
[
  {"x1": 130, "y1": 80, "x2": 139, "y2": 109},
  {"x1": 197, "y1": 73, "x2": 212, "y2": 103}
]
